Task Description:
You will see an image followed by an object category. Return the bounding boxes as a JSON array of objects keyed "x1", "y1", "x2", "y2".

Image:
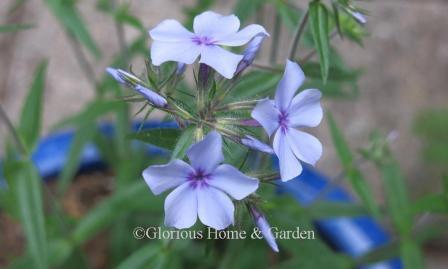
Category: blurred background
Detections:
[{"x1": 1, "y1": 0, "x2": 447, "y2": 268}]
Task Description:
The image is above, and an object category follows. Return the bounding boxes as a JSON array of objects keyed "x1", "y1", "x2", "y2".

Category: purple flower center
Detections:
[
  {"x1": 187, "y1": 169, "x2": 211, "y2": 189},
  {"x1": 191, "y1": 35, "x2": 215, "y2": 46},
  {"x1": 278, "y1": 111, "x2": 289, "y2": 132}
]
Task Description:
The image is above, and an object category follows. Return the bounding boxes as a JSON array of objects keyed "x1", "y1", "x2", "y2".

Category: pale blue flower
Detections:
[
  {"x1": 143, "y1": 131, "x2": 259, "y2": 230},
  {"x1": 149, "y1": 11, "x2": 268, "y2": 79},
  {"x1": 251, "y1": 60, "x2": 323, "y2": 181},
  {"x1": 106, "y1": 67, "x2": 167, "y2": 107}
]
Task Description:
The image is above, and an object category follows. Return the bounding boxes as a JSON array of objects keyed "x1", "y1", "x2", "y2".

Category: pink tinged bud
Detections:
[
  {"x1": 240, "y1": 119, "x2": 261, "y2": 127},
  {"x1": 249, "y1": 205, "x2": 279, "y2": 252},
  {"x1": 236, "y1": 35, "x2": 267, "y2": 75},
  {"x1": 241, "y1": 135, "x2": 273, "y2": 154}
]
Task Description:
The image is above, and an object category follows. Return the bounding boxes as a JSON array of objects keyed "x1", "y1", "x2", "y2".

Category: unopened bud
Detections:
[
  {"x1": 241, "y1": 135, "x2": 273, "y2": 154},
  {"x1": 106, "y1": 67, "x2": 167, "y2": 107},
  {"x1": 235, "y1": 34, "x2": 267, "y2": 75},
  {"x1": 248, "y1": 204, "x2": 279, "y2": 252}
]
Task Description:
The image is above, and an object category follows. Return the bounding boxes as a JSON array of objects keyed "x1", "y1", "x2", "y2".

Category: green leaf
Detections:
[
  {"x1": 56, "y1": 99, "x2": 124, "y2": 193},
  {"x1": 171, "y1": 125, "x2": 195, "y2": 160},
  {"x1": 4, "y1": 161, "x2": 48, "y2": 269},
  {"x1": 0, "y1": 23, "x2": 34, "y2": 33},
  {"x1": 71, "y1": 181, "x2": 162, "y2": 245},
  {"x1": 273, "y1": 0, "x2": 301, "y2": 30},
  {"x1": 17, "y1": 61, "x2": 47, "y2": 152},
  {"x1": 378, "y1": 160, "x2": 412, "y2": 234},
  {"x1": 57, "y1": 119, "x2": 97, "y2": 193},
  {"x1": 115, "y1": 243, "x2": 161, "y2": 269},
  {"x1": 233, "y1": 0, "x2": 263, "y2": 23},
  {"x1": 229, "y1": 71, "x2": 281, "y2": 100},
  {"x1": 327, "y1": 112, "x2": 380, "y2": 218},
  {"x1": 411, "y1": 193, "x2": 448, "y2": 215},
  {"x1": 309, "y1": 2, "x2": 330, "y2": 82},
  {"x1": 127, "y1": 128, "x2": 181, "y2": 151},
  {"x1": 401, "y1": 239, "x2": 424, "y2": 269},
  {"x1": 114, "y1": 7, "x2": 145, "y2": 32},
  {"x1": 307, "y1": 202, "x2": 368, "y2": 218},
  {"x1": 45, "y1": 0, "x2": 100, "y2": 58}
]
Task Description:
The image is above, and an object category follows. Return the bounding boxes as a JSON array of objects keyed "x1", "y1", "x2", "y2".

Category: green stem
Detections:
[
  {"x1": 269, "y1": 13, "x2": 281, "y2": 64},
  {"x1": 289, "y1": 11, "x2": 309, "y2": 59}
]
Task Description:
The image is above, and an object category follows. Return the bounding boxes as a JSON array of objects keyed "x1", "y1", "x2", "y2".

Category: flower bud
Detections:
[
  {"x1": 235, "y1": 34, "x2": 267, "y2": 75},
  {"x1": 248, "y1": 204, "x2": 279, "y2": 252},
  {"x1": 344, "y1": 7, "x2": 367, "y2": 25},
  {"x1": 241, "y1": 135, "x2": 273, "y2": 154},
  {"x1": 106, "y1": 67, "x2": 167, "y2": 107}
]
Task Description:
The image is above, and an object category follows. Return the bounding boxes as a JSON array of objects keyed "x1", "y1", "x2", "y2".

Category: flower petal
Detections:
[
  {"x1": 164, "y1": 182, "x2": 198, "y2": 229},
  {"x1": 209, "y1": 164, "x2": 259, "y2": 200},
  {"x1": 149, "y1": 19, "x2": 194, "y2": 42},
  {"x1": 216, "y1": 24, "x2": 268, "y2": 46},
  {"x1": 273, "y1": 130, "x2": 302, "y2": 181},
  {"x1": 286, "y1": 128, "x2": 323, "y2": 166},
  {"x1": 193, "y1": 11, "x2": 240, "y2": 38},
  {"x1": 186, "y1": 131, "x2": 224, "y2": 173},
  {"x1": 197, "y1": 187, "x2": 234, "y2": 230},
  {"x1": 275, "y1": 60, "x2": 305, "y2": 111},
  {"x1": 199, "y1": 45, "x2": 243, "y2": 79},
  {"x1": 134, "y1": 85, "x2": 167, "y2": 108},
  {"x1": 249, "y1": 205, "x2": 279, "y2": 252},
  {"x1": 241, "y1": 135, "x2": 274, "y2": 154},
  {"x1": 106, "y1": 67, "x2": 125, "y2": 84},
  {"x1": 142, "y1": 160, "x2": 193, "y2": 195},
  {"x1": 151, "y1": 40, "x2": 201, "y2": 66},
  {"x1": 251, "y1": 99, "x2": 280, "y2": 137},
  {"x1": 288, "y1": 89, "x2": 323, "y2": 127}
]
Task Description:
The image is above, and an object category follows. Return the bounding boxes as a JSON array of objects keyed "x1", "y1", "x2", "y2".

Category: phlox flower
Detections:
[
  {"x1": 149, "y1": 11, "x2": 268, "y2": 79},
  {"x1": 143, "y1": 131, "x2": 259, "y2": 230},
  {"x1": 248, "y1": 204, "x2": 279, "y2": 252},
  {"x1": 251, "y1": 60, "x2": 323, "y2": 181}
]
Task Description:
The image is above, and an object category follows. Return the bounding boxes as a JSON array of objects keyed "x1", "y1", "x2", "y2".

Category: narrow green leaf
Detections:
[
  {"x1": 411, "y1": 194, "x2": 448, "y2": 215},
  {"x1": 45, "y1": 0, "x2": 100, "y2": 57},
  {"x1": 274, "y1": 0, "x2": 301, "y2": 30},
  {"x1": 0, "y1": 23, "x2": 34, "y2": 33},
  {"x1": 57, "y1": 120, "x2": 97, "y2": 193},
  {"x1": 115, "y1": 243, "x2": 161, "y2": 269},
  {"x1": 71, "y1": 181, "x2": 162, "y2": 245},
  {"x1": 229, "y1": 71, "x2": 281, "y2": 100},
  {"x1": 327, "y1": 112, "x2": 380, "y2": 218},
  {"x1": 401, "y1": 239, "x2": 424, "y2": 269},
  {"x1": 18, "y1": 61, "x2": 47, "y2": 152},
  {"x1": 308, "y1": 202, "x2": 368, "y2": 218},
  {"x1": 378, "y1": 160, "x2": 412, "y2": 234},
  {"x1": 4, "y1": 161, "x2": 48, "y2": 269},
  {"x1": 233, "y1": 0, "x2": 263, "y2": 23},
  {"x1": 171, "y1": 125, "x2": 195, "y2": 160},
  {"x1": 127, "y1": 128, "x2": 181, "y2": 151},
  {"x1": 309, "y1": 2, "x2": 330, "y2": 82},
  {"x1": 55, "y1": 100, "x2": 124, "y2": 193}
]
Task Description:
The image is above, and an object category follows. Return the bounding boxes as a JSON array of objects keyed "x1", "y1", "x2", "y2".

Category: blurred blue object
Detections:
[{"x1": 0, "y1": 121, "x2": 401, "y2": 268}]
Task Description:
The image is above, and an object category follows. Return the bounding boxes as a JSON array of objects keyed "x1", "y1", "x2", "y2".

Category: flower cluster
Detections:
[{"x1": 107, "y1": 11, "x2": 323, "y2": 253}]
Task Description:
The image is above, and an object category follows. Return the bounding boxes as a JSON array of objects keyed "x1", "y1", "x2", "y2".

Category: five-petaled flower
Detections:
[
  {"x1": 143, "y1": 131, "x2": 259, "y2": 230},
  {"x1": 149, "y1": 11, "x2": 268, "y2": 79},
  {"x1": 251, "y1": 60, "x2": 323, "y2": 181}
]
